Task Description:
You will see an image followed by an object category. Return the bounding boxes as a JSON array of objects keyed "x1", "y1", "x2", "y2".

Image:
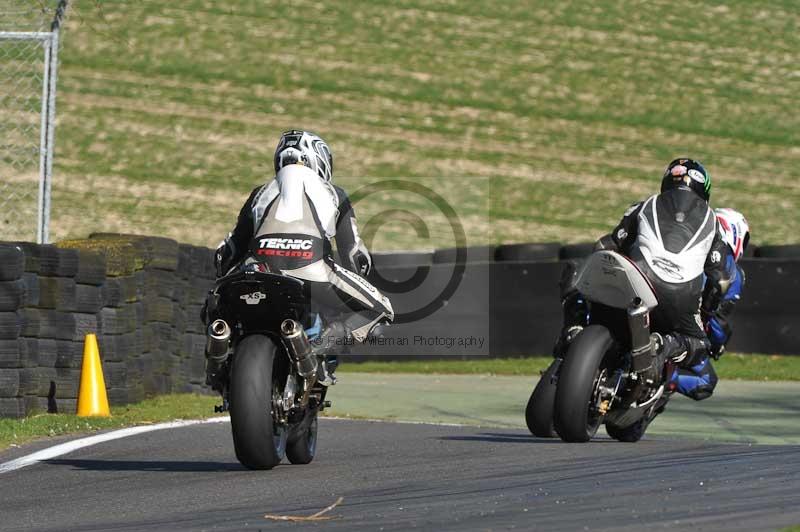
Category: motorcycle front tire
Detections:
[
  {"x1": 554, "y1": 325, "x2": 614, "y2": 442},
  {"x1": 229, "y1": 334, "x2": 287, "y2": 470}
]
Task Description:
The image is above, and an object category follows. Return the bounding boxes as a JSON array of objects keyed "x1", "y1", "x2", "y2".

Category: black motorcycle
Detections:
[
  {"x1": 525, "y1": 250, "x2": 671, "y2": 443},
  {"x1": 205, "y1": 269, "x2": 330, "y2": 469}
]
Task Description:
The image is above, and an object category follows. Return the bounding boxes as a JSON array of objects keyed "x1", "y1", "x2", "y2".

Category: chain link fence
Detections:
[{"x1": 0, "y1": 0, "x2": 68, "y2": 243}]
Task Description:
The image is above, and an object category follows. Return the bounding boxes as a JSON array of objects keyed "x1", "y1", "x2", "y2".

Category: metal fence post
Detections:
[
  {"x1": 0, "y1": 0, "x2": 68, "y2": 244},
  {"x1": 41, "y1": 7, "x2": 64, "y2": 244},
  {"x1": 36, "y1": 32, "x2": 53, "y2": 244}
]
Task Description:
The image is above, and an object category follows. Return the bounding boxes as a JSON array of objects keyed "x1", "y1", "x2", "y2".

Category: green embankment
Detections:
[
  {"x1": 0, "y1": 394, "x2": 220, "y2": 451},
  {"x1": 340, "y1": 354, "x2": 800, "y2": 381},
  {"x1": 51, "y1": 1, "x2": 800, "y2": 249},
  {"x1": 326, "y1": 373, "x2": 800, "y2": 445}
]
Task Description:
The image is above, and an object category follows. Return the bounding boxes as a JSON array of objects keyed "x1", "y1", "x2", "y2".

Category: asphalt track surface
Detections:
[{"x1": 2, "y1": 419, "x2": 800, "y2": 531}]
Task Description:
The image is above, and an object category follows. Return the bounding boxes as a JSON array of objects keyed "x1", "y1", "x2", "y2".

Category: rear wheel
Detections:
[
  {"x1": 525, "y1": 361, "x2": 559, "y2": 438},
  {"x1": 286, "y1": 414, "x2": 318, "y2": 464},
  {"x1": 229, "y1": 335, "x2": 287, "y2": 470},
  {"x1": 606, "y1": 419, "x2": 648, "y2": 442},
  {"x1": 554, "y1": 325, "x2": 615, "y2": 442},
  {"x1": 607, "y1": 394, "x2": 669, "y2": 442}
]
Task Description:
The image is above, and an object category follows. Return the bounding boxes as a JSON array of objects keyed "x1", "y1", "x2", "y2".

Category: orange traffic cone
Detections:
[{"x1": 76, "y1": 333, "x2": 110, "y2": 417}]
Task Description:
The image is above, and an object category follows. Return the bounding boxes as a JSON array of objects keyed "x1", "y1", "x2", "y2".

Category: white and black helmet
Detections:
[{"x1": 274, "y1": 130, "x2": 333, "y2": 182}]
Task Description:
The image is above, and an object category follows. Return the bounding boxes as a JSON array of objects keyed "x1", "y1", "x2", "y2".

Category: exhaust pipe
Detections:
[
  {"x1": 205, "y1": 319, "x2": 231, "y2": 364},
  {"x1": 627, "y1": 298, "x2": 653, "y2": 373},
  {"x1": 280, "y1": 319, "x2": 318, "y2": 379}
]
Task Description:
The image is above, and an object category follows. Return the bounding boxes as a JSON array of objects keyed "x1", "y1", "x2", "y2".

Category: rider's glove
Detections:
[
  {"x1": 354, "y1": 250, "x2": 372, "y2": 277},
  {"x1": 214, "y1": 239, "x2": 234, "y2": 278},
  {"x1": 709, "y1": 343, "x2": 725, "y2": 360}
]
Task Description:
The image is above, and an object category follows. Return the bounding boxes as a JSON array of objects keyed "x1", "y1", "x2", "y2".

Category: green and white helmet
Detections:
[
  {"x1": 274, "y1": 130, "x2": 333, "y2": 182},
  {"x1": 661, "y1": 158, "x2": 711, "y2": 202}
]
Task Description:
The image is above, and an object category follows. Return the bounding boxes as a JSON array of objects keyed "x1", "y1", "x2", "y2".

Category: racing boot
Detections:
[
  {"x1": 318, "y1": 356, "x2": 339, "y2": 387},
  {"x1": 367, "y1": 321, "x2": 391, "y2": 342},
  {"x1": 313, "y1": 321, "x2": 347, "y2": 386},
  {"x1": 641, "y1": 333, "x2": 686, "y2": 384},
  {"x1": 652, "y1": 332, "x2": 691, "y2": 364}
]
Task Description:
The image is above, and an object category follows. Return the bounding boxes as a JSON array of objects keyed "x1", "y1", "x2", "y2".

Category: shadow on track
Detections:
[
  {"x1": 438, "y1": 432, "x2": 623, "y2": 444},
  {"x1": 437, "y1": 432, "x2": 563, "y2": 444},
  {"x1": 44, "y1": 459, "x2": 245, "y2": 472}
]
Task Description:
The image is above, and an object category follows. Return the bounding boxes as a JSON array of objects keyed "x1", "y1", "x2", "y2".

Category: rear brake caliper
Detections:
[
  {"x1": 598, "y1": 368, "x2": 624, "y2": 413},
  {"x1": 591, "y1": 368, "x2": 608, "y2": 414}
]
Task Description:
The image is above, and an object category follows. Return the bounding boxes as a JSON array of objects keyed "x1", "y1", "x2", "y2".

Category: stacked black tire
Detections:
[
  {"x1": 88, "y1": 236, "x2": 148, "y2": 406},
  {"x1": 0, "y1": 236, "x2": 217, "y2": 418},
  {"x1": 0, "y1": 243, "x2": 105, "y2": 416},
  {"x1": 177, "y1": 243, "x2": 217, "y2": 394},
  {"x1": 0, "y1": 245, "x2": 36, "y2": 417},
  {"x1": 87, "y1": 234, "x2": 216, "y2": 400}
]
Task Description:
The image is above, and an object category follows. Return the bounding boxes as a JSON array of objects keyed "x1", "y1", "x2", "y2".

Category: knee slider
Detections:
[{"x1": 686, "y1": 384, "x2": 716, "y2": 401}]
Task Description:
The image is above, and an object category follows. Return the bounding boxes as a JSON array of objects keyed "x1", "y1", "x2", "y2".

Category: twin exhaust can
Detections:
[
  {"x1": 205, "y1": 319, "x2": 231, "y2": 364},
  {"x1": 204, "y1": 317, "x2": 318, "y2": 380},
  {"x1": 280, "y1": 319, "x2": 318, "y2": 379}
]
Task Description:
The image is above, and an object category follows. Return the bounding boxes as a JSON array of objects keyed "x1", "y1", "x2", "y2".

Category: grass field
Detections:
[
  {"x1": 43, "y1": 0, "x2": 799, "y2": 250},
  {"x1": 0, "y1": 394, "x2": 220, "y2": 451},
  {"x1": 341, "y1": 353, "x2": 800, "y2": 381}
]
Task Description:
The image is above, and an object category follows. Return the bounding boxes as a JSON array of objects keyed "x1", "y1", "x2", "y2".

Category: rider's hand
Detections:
[
  {"x1": 710, "y1": 344, "x2": 725, "y2": 360},
  {"x1": 215, "y1": 241, "x2": 234, "y2": 278},
  {"x1": 355, "y1": 251, "x2": 372, "y2": 277}
]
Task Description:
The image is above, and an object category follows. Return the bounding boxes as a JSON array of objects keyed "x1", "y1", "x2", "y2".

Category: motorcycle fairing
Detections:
[
  {"x1": 575, "y1": 250, "x2": 658, "y2": 310},
  {"x1": 214, "y1": 270, "x2": 312, "y2": 333}
]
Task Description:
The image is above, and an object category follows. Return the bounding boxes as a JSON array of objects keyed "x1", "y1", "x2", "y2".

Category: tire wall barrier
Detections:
[
  {"x1": 1, "y1": 239, "x2": 798, "y2": 417},
  {"x1": 0, "y1": 236, "x2": 215, "y2": 418},
  {"x1": 348, "y1": 243, "x2": 800, "y2": 360}
]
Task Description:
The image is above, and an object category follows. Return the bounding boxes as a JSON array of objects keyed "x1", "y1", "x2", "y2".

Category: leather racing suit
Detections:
[
  {"x1": 670, "y1": 246, "x2": 745, "y2": 400},
  {"x1": 598, "y1": 187, "x2": 733, "y2": 368},
  {"x1": 215, "y1": 164, "x2": 394, "y2": 342}
]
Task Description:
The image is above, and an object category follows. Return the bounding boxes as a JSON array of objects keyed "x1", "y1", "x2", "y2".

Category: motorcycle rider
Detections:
[
  {"x1": 558, "y1": 159, "x2": 732, "y2": 385},
  {"x1": 670, "y1": 207, "x2": 749, "y2": 400},
  {"x1": 207, "y1": 130, "x2": 394, "y2": 387}
]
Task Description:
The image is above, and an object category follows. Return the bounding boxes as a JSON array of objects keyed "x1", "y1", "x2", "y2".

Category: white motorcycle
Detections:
[{"x1": 526, "y1": 250, "x2": 671, "y2": 442}]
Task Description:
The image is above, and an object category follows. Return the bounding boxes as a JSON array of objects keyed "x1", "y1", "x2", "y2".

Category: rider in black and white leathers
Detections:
[
  {"x1": 219, "y1": 175, "x2": 373, "y2": 281},
  {"x1": 595, "y1": 159, "x2": 732, "y2": 373},
  {"x1": 211, "y1": 131, "x2": 393, "y2": 382}
]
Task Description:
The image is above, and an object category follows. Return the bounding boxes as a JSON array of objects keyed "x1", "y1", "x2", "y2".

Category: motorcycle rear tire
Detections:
[
  {"x1": 229, "y1": 334, "x2": 286, "y2": 470},
  {"x1": 606, "y1": 418, "x2": 648, "y2": 442},
  {"x1": 606, "y1": 394, "x2": 667, "y2": 442},
  {"x1": 554, "y1": 325, "x2": 614, "y2": 442},
  {"x1": 525, "y1": 361, "x2": 559, "y2": 438},
  {"x1": 286, "y1": 414, "x2": 318, "y2": 464}
]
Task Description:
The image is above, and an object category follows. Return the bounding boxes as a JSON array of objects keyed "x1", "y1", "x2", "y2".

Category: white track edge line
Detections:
[
  {"x1": 0, "y1": 416, "x2": 231, "y2": 474},
  {"x1": 0, "y1": 415, "x2": 487, "y2": 475}
]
